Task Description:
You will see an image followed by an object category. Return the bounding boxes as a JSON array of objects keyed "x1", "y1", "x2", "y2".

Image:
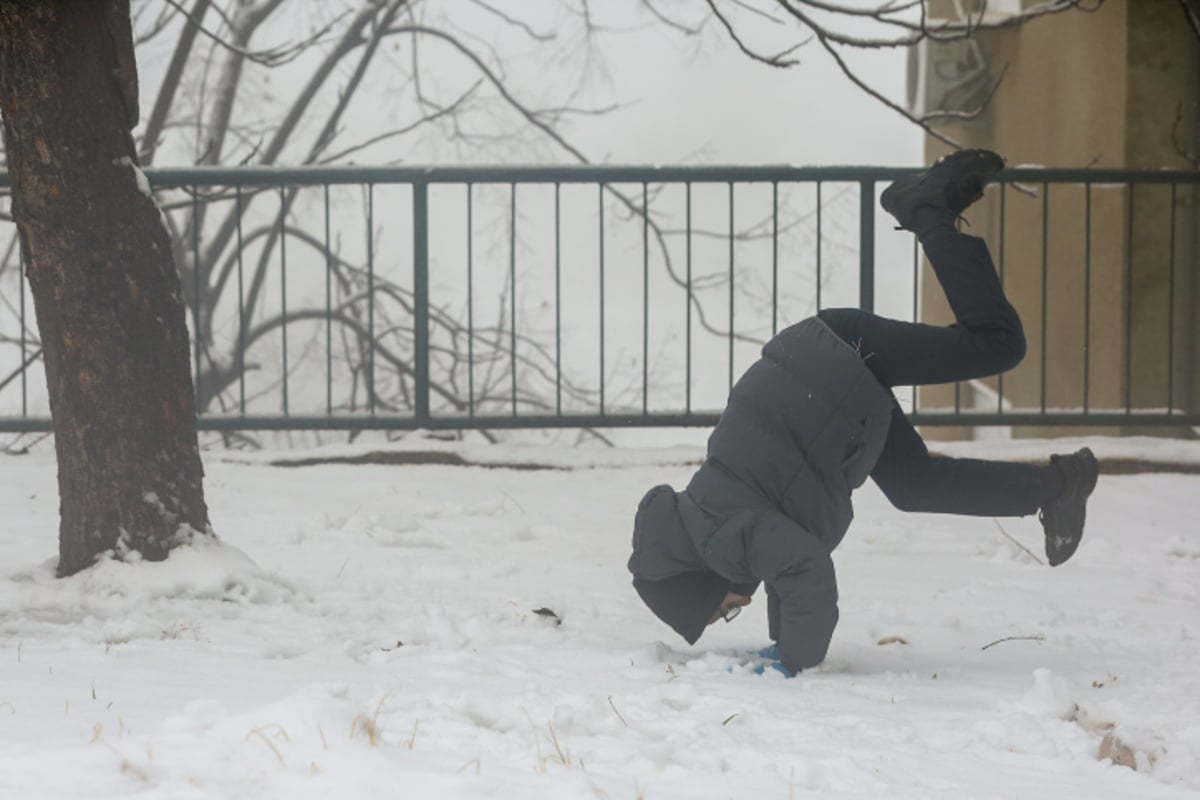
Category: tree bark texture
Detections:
[{"x1": 0, "y1": 0, "x2": 211, "y2": 576}]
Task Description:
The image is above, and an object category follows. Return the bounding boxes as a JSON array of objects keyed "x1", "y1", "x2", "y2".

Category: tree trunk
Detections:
[{"x1": 0, "y1": 0, "x2": 211, "y2": 577}]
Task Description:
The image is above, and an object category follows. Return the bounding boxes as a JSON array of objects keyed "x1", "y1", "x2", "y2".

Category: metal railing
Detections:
[{"x1": 1, "y1": 164, "x2": 1197, "y2": 433}]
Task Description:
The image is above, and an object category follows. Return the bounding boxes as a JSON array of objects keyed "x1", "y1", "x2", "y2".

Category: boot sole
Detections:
[{"x1": 1046, "y1": 448, "x2": 1098, "y2": 567}]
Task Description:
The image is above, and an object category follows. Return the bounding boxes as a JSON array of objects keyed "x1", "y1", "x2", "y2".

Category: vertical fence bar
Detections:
[
  {"x1": 685, "y1": 182, "x2": 693, "y2": 415},
  {"x1": 997, "y1": 183, "x2": 1006, "y2": 415},
  {"x1": 235, "y1": 187, "x2": 246, "y2": 415},
  {"x1": 1125, "y1": 184, "x2": 1134, "y2": 414},
  {"x1": 643, "y1": 181, "x2": 649, "y2": 415},
  {"x1": 1040, "y1": 182, "x2": 1048, "y2": 414},
  {"x1": 1083, "y1": 183, "x2": 1092, "y2": 414},
  {"x1": 413, "y1": 180, "x2": 430, "y2": 426},
  {"x1": 509, "y1": 182, "x2": 518, "y2": 417},
  {"x1": 1167, "y1": 181, "x2": 1177, "y2": 414},
  {"x1": 772, "y1": 181, "x2": 779, "y2": 336},
  {"x1": 366, "y1": 183, "x2": 375, "y2": 416},
  {"x1": 466, "y1": 184, "x2": 475, "y2": 417},
  {"x1": 599, "y1": 183, "x2": 606, "y2": 416},
  {"x1": 191, "y1": 192, "x2": 201, "y2": 399},
  {"x1": 954, "y1": 168, "x2": 968, "y2": 419},
  {"x1": 323, "y1": 184, "x2": 332, "y2": 417},
  {"x1": 279, "y1": 187, "x2": 290, "y2": 416},
  {"x1": 815, "y1": 182, "x2": 823, "y2": 312},
  {"x1": 911, "y1": 234, "x2": 919, "y2": 319},
  {"x1": 728, "y1": 182, "x2": 735, "y2": 392},
  {"x1": 555, "y1": 182, "x2": 563, "y2": 417},
  {"x1": 19, "y1": 249, "x2": 26, "y2": 417},
  {"x1": 912, "y1": 235, "x2": 918, "y2": 413},
  {"x1": 859, "y1": 179, "x2": 875, "y2": 313}
]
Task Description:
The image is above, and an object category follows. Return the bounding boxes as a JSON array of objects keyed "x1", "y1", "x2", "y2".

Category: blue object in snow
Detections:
[
  {"x1": 757, "y1": 644, "x2": 780, "y2": 660},
  {"x1": 752, "y1": 660, "x2": 795, "y2": 678}
]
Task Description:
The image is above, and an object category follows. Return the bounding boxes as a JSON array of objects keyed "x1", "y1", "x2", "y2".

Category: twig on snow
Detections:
[
  {"x1": 608, "y1": 695, "x2": 629, "y2": 727},
  {"x1": 981, "y1": 634, "x2": 1046, "y2": 651},
  {"x1": 992, "y1": 518, "x2": 1044, "y2": 565}
]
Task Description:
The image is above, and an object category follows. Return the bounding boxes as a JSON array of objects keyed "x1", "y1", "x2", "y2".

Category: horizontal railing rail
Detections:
[{"x1": 1, "y1": 164, "x2": 1196, "y2": 434}]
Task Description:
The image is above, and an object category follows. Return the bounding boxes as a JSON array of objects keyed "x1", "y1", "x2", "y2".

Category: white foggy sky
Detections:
[
  {"x1": 133, "y1": 1, "x2": 925, "y2": 168},
  {"x1": 567, "y1": 17, "x2": 923, "y2": 167}
]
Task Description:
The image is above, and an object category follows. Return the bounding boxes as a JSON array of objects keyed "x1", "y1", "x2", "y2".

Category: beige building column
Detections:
[{"x1": 912, "y1": 0, "x2": 1198, "y2": 439}]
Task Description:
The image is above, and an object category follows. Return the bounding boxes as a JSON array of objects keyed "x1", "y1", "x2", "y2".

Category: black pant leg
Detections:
[
  {"x1": 818, "y1": 229, "x2": 1025, "y2": 388},
  {"x1": 870, "y1": 401, "x2": 1043, "y2": 517},
  {"x1": 767, "y1": 584, "x2": 781, "y2": 642},
  {"x1": 920, "y1": 227, "x2": 1023, "y2": 335},
  {"x1": 821, "y1": 227, "x2": 1048, "y2": 517}
]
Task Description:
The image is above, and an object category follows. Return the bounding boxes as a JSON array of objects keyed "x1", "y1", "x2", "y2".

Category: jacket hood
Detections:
[
  {"x1": 627, "y1": 484, "x2": 730, "y2": 644},
  {"x1": 633, "y1": 571, "x2": 729, "y2": 645}
]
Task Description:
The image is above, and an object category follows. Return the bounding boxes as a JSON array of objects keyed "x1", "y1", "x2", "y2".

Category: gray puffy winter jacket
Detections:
[{"x1": 628, "y1": 316, "x2": 895, "y2": 672}]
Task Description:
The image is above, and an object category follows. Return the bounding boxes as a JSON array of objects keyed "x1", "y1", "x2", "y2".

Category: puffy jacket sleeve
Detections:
[
  {"x1": 768, "y1": 558, "x2": 839, "y2": 672},
  {"x1": 741, "y1": 514, "x2": 839, "y2": 674}
]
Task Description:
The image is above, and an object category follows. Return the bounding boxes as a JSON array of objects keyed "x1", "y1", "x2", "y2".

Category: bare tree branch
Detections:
[
  {"x1": 304, "y1": 0, "x2": 408, "y2": 163},
  {"x1": 195, "y1": 1, "x2": 281, "y2": 166},
  {"x1": 728, "y1": 0, "x2": 791, "y2": 26},
  {"x1": 775, "y1": 0, "x2": 1094, "y2": 48},
  {"x1": 160, "y1": 0, "x2": 344, "y2": 67},
  {"x1": 465, "y1": 0, "x2": 554, "y2": 41},
  {"x1": 641, "y1": 0, "x2": 707, "y2": 36},
  {"x1": 215, "y1": 2, "x2": 406, "y2": 365},
  {"x1": 768, "y1": 1, "x2": 962, "y2": 146},
  {"x1": 193, "y1": 2, "x2": 395, "y2": 312},
  {"x1": 706, "y1": 0, "x2": 804, "y2": 66},
  {"x1": 133, "y1": 0, "x2": 177, "y2": 45},
  {"x1": 140, "y1": 0, "x2": 212, "y2": 164},
  {"x1": 317, "y1": 79, "x2": 482, "y2": 164},
  {"x1": 386, "y1": 24, "x2": 594, "y2": 163}
]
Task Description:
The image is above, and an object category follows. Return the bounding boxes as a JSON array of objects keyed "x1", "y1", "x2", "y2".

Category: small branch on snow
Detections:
[
  {"x1": 981, "y1": 634, "x2": 1046, "y2": 651},
  {"x1": 992, "y1": 518, "x2": 1044, "y2": 565},
  {"x1": 608, "y1": 696, "x2": 629, "y2": 727}
]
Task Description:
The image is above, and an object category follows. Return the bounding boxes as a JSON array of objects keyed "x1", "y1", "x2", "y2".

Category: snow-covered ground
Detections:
[{"x1": 1, "y1": 436, "x2": 1198, "y2": 799}]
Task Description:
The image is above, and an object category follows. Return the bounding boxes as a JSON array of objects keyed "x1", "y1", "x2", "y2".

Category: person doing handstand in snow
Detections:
[{"x1": 627, "y1": 150, "x2": 1099, "y2": 676}]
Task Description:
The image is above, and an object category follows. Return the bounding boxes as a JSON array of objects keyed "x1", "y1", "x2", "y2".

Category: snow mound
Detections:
[
  {"x1": 0, "y1": 537, "x2": 297, "y2": 644},
  {"x1": 1017, "y1": 667, "x2": 1079, "y2": 720}
]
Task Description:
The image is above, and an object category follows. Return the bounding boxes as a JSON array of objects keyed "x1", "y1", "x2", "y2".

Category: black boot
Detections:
[
  {"x1": 881, "y1": 149, "x2": 1006, "y2": 234},
  {"x1": 1039, "y1": 447, "x2": 1099, "y2": 567}
]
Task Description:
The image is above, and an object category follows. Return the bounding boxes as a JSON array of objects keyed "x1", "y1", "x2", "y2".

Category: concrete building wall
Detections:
[{"x1": 914, "y1": 0, "x2": 1198, "y2": 439}]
